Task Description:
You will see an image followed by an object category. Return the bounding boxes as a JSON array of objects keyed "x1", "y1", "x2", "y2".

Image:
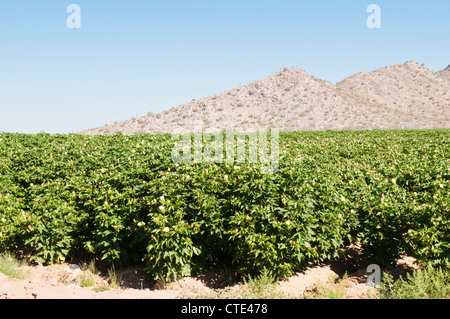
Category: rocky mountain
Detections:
[
  {"x1": 437, "y1": 65, "x2": 450, "y2": 81},
  {"x1": 80, "y1": 61, "x2": 450, "y2": 135},
  {"x1": 337, "y1": 61, "x2": 450, "y2": 130}
]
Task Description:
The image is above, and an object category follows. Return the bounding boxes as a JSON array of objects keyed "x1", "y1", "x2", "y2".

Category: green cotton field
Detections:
[{"x1": 0, "y1": 129, "x2": 449, "y2": 281}]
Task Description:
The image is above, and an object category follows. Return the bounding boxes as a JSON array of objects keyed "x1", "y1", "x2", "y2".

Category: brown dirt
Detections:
[{"x1": 0, "y1": 249, "x2": 421, "y2": 299}]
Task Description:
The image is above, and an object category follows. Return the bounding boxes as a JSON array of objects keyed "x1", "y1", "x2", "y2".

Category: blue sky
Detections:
[{"x1": 0, "y1": 1, "x2": 449, "y2": 134}]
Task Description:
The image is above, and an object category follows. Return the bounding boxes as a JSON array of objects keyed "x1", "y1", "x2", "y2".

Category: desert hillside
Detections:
[
  {"x1": 337, "y1": 61, "x2": 450, "y2": 130},
  {"x1": 437, "y1": 65, "x2": 450, "y2": 81},
  {"x1": 80, "y1": 61, "x2": 450, "y2": 135}
]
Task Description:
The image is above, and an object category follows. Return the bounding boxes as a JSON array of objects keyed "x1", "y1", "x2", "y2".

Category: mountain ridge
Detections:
[
  {"x1": 437, "y1": 64, "x2": 450, "y2": 81},
  {"x1": 81, "y1": 61, "x2": 450, "y2": 135}
]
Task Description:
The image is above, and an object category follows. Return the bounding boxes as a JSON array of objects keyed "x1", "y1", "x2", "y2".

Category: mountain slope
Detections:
[
  {"x1": 81, "y1": 61, "x2": 450, "y2": 135},
  {"x1": 437, "y1": 65, "x2": 450, "y2": 81},
  {"x1": 337, "y1": 61, "x2": 450, "y2": 130}
]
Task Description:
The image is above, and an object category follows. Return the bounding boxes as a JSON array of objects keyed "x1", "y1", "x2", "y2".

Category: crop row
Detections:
[{"x1": 0, "y1": 130, "x2": 449, "y2": 281}]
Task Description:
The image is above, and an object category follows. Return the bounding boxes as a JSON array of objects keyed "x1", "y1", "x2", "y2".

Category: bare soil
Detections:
[{"x1": 0, "y1": 247, "x2": 421, "y2": 299}]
